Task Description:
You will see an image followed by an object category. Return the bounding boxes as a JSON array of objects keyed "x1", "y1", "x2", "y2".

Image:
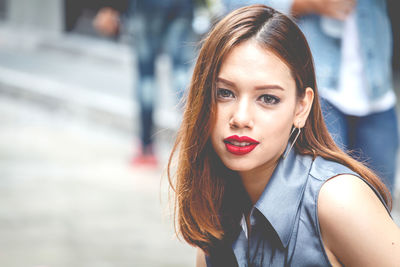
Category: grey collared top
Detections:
[{"x1": 207, "y1": 147, "x2": 390, "y2": 266}]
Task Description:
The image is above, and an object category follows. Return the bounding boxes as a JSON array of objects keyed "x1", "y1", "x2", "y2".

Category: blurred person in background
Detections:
[
  {"x1": 222, "y1": 0, "x2": 398, "y2": 193},
  {"x1": 93, "y1": 0, "x2": 196, "y2": 167}
]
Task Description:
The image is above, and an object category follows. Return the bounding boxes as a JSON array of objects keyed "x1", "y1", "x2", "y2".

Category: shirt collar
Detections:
[{"x1": 254, "y1": 145, "x2": 313, "y2": 248}]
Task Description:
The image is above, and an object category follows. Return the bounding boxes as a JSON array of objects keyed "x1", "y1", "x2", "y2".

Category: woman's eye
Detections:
[
  {"x1": 259, "y1": 94, "x2": 280, "y2": 105},
  {"x1": 217, "y1": 88, "x2": 234, "y2": 99}
]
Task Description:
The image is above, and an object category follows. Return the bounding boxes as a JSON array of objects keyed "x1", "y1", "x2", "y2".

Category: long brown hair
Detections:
[{"x1": 167, "y1": 4, "x2": 391, "y2": 254}]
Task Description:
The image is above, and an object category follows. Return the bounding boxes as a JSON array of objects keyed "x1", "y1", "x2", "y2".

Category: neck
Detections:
[{"x1": 239, "y1": 157, "x2": 280, "y2": 205}]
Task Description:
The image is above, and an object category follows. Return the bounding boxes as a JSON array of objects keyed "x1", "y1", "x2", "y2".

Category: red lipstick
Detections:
[{"x1": 223, "y1": 135, "x2": 259, "y2": 155}]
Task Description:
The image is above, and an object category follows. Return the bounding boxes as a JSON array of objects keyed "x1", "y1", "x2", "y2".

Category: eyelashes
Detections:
[
  {"x1": 216, "y1": 88, "x2": 234, "y2": 99},
  {"x1": 216, "y1": 88, "x2": 281, "y2": 105},
  {"x1": 258, "y1": 94, "x2": 280, "y2": 105}
]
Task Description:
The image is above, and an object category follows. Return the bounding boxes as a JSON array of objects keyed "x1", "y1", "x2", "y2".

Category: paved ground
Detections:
[
  {"x1": 0, "y1": 95, "x2": 195, "y2": 267},
  {"x1": 0, "y1": 25, "x2": 198, "y2": 267}
]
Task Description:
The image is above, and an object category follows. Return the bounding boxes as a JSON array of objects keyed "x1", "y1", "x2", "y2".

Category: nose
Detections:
[{"x1": 229, "y1": 98, "x2": 254, "y2": 129}]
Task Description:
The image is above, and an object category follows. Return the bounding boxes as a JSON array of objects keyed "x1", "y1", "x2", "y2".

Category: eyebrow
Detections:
[{"x1": 217, "y1": 77, "x2": 285, "y2": 91}]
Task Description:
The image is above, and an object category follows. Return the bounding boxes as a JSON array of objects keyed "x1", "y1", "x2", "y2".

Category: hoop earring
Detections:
[{"x1": 282, "y1": 127, "x2": 301, "y2": 159}]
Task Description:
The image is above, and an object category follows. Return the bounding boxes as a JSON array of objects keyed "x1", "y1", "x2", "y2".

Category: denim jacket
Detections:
[{"x1": 222, "y1": 0, "x2": 393, "y2": 99}]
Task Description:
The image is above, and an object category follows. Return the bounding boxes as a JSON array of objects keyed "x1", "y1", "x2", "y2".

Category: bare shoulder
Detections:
[
  {"x1": 318, "y1": 174, "x2": 388, "y2": 214},
  {"x1": 318, "y1": 174, "x2": 400, "y2": 267}
]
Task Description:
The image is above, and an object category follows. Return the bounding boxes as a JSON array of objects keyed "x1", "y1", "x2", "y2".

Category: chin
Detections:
[{"x1": 220, "y1": 157, "x2": 256, "y2": 172}]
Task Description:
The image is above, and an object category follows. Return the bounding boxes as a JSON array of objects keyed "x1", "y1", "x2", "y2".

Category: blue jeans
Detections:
[
  {"x1": 321, "y1": 98, "x2": 399, "y2": 193},
  {"x1": 131, "y1": 4, "x2": 194, "y2": 150}
]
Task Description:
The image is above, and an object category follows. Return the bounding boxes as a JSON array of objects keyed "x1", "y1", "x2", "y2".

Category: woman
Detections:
[{"x1": 168, "y1": 5, "x2": 400, "y2": 266}]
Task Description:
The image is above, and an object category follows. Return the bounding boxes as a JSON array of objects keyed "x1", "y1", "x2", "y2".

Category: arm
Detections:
[
  {"x1": 290, "y1": 0, "x2": 356, "y2": 19},
  {"x1": 196, "y1": 248, "x2": 207, "y2": 267},
  {"x1": 318, "y1": 174, "x2": 400, "y2": 266},
  {"x1": 291, "y1": 0, "x2": 317, "y2": 15}
]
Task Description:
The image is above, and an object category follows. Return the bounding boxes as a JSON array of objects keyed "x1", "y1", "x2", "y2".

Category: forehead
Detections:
[{"x1": 218, "y1": 40, "x2": 295, "y2": 90}]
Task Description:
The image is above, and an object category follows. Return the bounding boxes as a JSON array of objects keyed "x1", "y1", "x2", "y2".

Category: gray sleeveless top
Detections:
[{"x1": 206, "y1": 147, "x2": 390, "y2": 266}]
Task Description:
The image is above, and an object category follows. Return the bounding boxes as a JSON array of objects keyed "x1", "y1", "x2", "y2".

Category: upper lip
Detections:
[{"x1": 224, "y1": 135, "x2": 259, "y2": 144}]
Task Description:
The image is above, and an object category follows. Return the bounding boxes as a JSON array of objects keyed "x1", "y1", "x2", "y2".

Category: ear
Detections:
[{"x1": 294, "y1": 87, "x2": 314, "y2": 128}]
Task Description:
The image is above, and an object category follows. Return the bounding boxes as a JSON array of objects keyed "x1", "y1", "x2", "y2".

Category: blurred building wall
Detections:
[
  {"x1": 0, "y1": 0, "x2": 397, "y2": 70},
  {"x1": 0, "y1": 0, "x2": 6, "y2": 20},
  {"x1": 4, "y1": 0, "x2": 63, "y2": 33}
]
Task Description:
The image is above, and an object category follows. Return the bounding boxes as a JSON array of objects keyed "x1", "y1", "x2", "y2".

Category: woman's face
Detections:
[{"x1": 211, "y1": 40, "x2": 312, "y2": 176}]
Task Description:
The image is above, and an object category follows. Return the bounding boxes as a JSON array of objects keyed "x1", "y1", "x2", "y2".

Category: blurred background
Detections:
[
  {"x1": 0, "y1": 0, "x2": 398, "y2": 266},
  {"x1": 0, "y1": 0, "x2": 218, "y2": 266}
]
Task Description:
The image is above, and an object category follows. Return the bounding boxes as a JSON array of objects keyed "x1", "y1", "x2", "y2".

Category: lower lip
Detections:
[{"x1": 225, "y1": 143, "x2": 258, "y2": 155}]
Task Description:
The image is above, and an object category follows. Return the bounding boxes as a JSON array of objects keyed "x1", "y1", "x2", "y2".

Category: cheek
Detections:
[
  {"x1": 256, "y1": 110, "x2": 294, "y2": 141},
  {"x1": 210, "y1": 110, "x2": 222, "y2": 147},
  {"x1": 210, "y1": 106, "x2": 230, "y2": 151},
  {"x1": 210, "y1": 125, "x2": 218, "y2": 148},
  {"x1": 211, "y1": 105, "x2": 226, "y2": 131}
]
